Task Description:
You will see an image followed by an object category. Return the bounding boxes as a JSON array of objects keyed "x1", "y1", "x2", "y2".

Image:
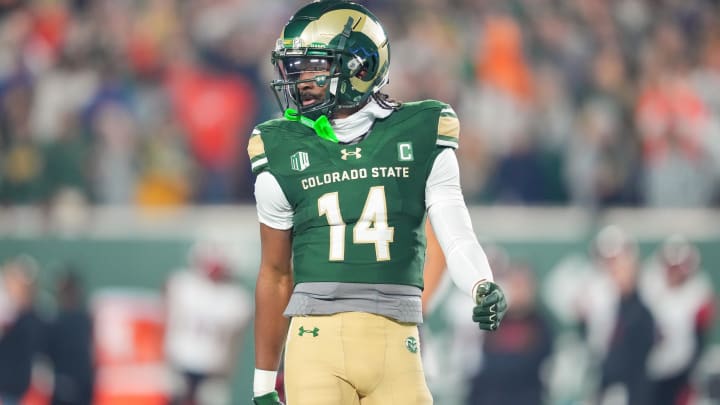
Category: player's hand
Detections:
[
  {"x1": 472, "y1": 281, "x2": 507, "y2": 331},
  {"x1": 253, "y1": 391, "x2": 284, "y2": 405}
]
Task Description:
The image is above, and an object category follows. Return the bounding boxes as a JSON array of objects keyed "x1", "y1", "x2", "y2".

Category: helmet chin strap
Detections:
[{"x1": 284, "y1": 108, "x2": 338, "y2": 143}]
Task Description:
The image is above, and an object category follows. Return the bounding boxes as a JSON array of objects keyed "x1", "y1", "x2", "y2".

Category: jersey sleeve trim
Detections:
[
  {"x1": 248, "y1": 128, "x2": 268, "y2": 173},
  {"x1": 254, "y1": 172, "x2": 293, "y2": 230},
  {"x1": 437, "y1": 105, "x2": 459, "y2": 149}
]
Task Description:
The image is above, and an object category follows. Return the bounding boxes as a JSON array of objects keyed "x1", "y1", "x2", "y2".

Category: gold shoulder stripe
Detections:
[
  {"x1": 248, "y1": 129, "x2": 269, "y2": 173},
  {"x1": 247, "y1": 129, "x2": 265, "y2": 161},
  {"x1": 438, "y1": 115, "x2": 459, "y2": 139}
]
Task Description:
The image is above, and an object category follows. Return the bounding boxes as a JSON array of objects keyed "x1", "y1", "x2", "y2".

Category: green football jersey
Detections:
[{"x1": 248, "y1": 100, "x2": 459, "y2": 288}]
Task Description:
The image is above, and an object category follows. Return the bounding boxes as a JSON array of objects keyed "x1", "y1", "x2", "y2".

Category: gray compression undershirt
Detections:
[{"x1": 284, "y1": 282, "x2": 423, "y2": 324}]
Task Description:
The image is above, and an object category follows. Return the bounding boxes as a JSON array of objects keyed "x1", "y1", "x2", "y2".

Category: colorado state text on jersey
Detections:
[{"x1": 300, "y1": 166, "x2": 411, "y2": 190}]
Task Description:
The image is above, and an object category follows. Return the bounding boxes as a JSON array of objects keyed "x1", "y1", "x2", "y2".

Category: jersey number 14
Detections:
[{"x1": 318, "y1": 186, "x2": 395, "y2": 262}]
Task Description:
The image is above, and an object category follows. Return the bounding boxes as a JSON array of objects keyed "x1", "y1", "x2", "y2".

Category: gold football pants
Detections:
[{"x1": 284, "y1": 312, "x2": 433, "y2": 405}]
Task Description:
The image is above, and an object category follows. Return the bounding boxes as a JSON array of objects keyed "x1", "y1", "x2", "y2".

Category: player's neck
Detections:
[{"x1": 331, "y1": 105, "x2": 364, "y2": 120}]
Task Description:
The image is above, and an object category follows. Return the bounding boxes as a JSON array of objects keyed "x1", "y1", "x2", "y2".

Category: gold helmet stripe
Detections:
[{"x1": 293, "y1": 10, "x2": 388, "y2": 94}]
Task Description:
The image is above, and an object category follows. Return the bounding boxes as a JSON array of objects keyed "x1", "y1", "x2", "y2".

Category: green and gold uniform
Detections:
[
  {"x1": 249, "y1": 100, "x2": 458, "y2": 405},
  {"x1": 250, "y1": 100, "x2": 458, "y2": 295}
]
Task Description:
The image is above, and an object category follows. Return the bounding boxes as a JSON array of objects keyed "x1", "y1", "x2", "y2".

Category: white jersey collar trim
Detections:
[{"x1": 331, "y1": 98, "x2": 393, "y2": 143}]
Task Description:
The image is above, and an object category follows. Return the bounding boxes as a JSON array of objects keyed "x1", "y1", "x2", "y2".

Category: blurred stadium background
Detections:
[{"x1": 0, "y1": 0, "x2": 719, "y2": 404}]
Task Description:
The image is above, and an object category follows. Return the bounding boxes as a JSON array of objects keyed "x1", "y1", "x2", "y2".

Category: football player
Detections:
[
  {"x1": 640, "y1": 235, "x2": 716, "y2": 405},
  {"x1": 248, "y1": 1, "x2": 507, "y2": 404}
]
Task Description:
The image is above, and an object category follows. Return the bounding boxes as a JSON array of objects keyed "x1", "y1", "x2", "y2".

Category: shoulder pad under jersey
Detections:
[
  {"x1": 248, "y1": 118, "x2": 304, "y2": 174},
  {"x1": 399, "y1": 100, "x2": 459, "y2": 149},
  {"x1": 247, "y1": 126, "x2": 268, "y2": 174},
  {"x1": 435, "y1": 102, "x2": 459, "y2": 149}
]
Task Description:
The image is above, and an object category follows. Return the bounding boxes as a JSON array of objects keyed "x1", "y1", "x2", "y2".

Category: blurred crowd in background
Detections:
[
  {"x1": 0, "y1": 227, "x2": 717, "y2": 405},
  {"x1": 425, "y1": 227, "x2": 718, "y2": 405},
  {"x1": 0, "y1": 0, "x2": 719, "y2": 209},
  {"x1": 0, "y1": 242, "x2": 254, "y2": 405},
  {"x1": 1, "y1": 0, "x2": 720, "y2": 404}
]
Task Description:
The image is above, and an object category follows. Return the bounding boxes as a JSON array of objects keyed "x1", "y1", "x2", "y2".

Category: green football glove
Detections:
[
  {"x1": 253, "y1": 391, "x2": 284, "y2": 405},
  {"x1": 472, "y1": 281, "x2": 507, "y2": 331}
]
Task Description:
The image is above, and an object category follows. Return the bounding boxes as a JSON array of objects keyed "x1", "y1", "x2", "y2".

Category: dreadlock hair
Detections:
[{"x1": 372, "y1": 92, "x2": 402, "y2": 111}]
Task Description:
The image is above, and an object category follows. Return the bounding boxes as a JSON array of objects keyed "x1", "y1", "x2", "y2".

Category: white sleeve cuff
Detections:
[
  {"x1": 253, "y1": 368, "x2": 278, "y2": 397},
  {"x1": 254, "y1": 172, "x2": 293, "y2": 230}
]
